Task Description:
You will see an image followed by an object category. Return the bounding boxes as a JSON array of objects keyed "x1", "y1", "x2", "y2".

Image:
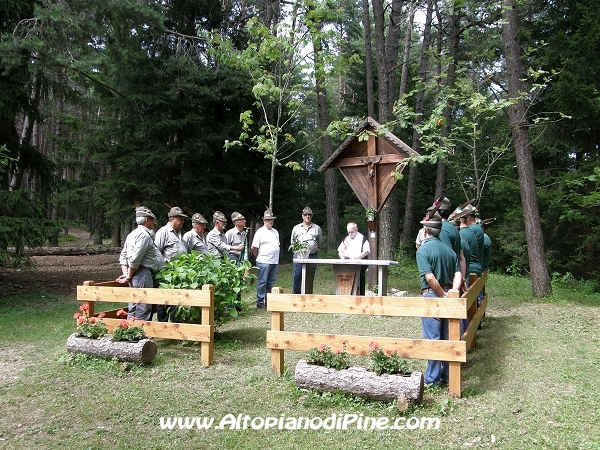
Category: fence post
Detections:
[
  {"x1": 447, "y1": 289, "x2": 462, "y2": 397},
  {"x1": 270, "y1": 287, "x2": 285, "y2": 375},
  {"x1": 82, "y1": 280, "x2": 95, "y2": 317},
  {"x1": 201, "y1": 284, "x2": 214, "y2": 366}
]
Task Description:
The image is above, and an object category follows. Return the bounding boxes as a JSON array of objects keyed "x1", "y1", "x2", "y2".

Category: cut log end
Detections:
[
  {"x1": 295, "y1": 359, "x2": 423, "y2": 403},
  {"x1": 66, "y1": 333, "x2": 157, "y2": 363}
]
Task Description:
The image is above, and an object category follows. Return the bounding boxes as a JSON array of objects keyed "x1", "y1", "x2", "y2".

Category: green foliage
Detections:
[
  {"x1": 288, "y1": 235, "x2": 309, "y2": 253},
  {"x1": 306, "y1": 341, "x2": 350, "y2": 371},
  {"x1": 367, "y1": 342, "x2": 410, "y2": 376},
  {"x1": 112, "y1": 319, "x2": 146, "y2": 342},
  {"x1": 154, "y1": 252, "x2": 255, "y2": 325},
  {"x1": 73, "y1": 307, "x2": 108, "y2": 339},
  {"x1": 0, "y1": 189, "x2": 61, "y2": 267}
]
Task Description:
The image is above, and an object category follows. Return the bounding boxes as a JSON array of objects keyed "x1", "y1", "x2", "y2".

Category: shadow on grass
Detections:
[{"x1": 460, "y1": 314, "x2": 519, "y2": 397}]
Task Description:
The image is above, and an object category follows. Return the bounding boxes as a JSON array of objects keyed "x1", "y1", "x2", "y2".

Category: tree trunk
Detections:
[
  {"x1": 362, "y1": 0, "x2": 375, "y2": 118},
  {"x1": 501, "y1": 0, "x2": 552, "y2": 297},
  {"x1": 66, "y1": 333, "x2": 158, "y2": 363},
  {"x1": 111, "y1": 223, "x2": 121, "y2": 247},
  {"x1": 401, "y1": 0, "x2": 433, "y2": 247},
  {"x1": 295, "y1": 360, "x2": 423, "y2": 402},
  {"x1": 436, "y1": 6, "x2": 461, "y2": 197},
  {"x1": 310, "y1": 13, "x2": 339, "y2": 250},
  {"x1": 372, "y1": 0, "x2": 403, "y2": 260},
  {"x1": 9, "y1": 246, "x2": 121, "y2": 256}
]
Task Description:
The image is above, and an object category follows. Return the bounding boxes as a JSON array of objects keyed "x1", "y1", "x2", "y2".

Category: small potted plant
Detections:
[
  {"x1": 113, "y1": 309, "x2": 147, "y2": 342},
  {"x1": 365, "y1": 206, "x2": 378, "y2": 221},
  {"x1": 73, "y1": 305, "x2": 108, "y2": 339},
  {"x1": 288, "y1": 236, "x2": 310, "y2": 258}
]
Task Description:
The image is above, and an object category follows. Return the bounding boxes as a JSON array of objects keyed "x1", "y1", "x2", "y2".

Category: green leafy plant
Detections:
[
  {"x1": 111, "y1": 309, "x2": 146, "y2": 342},
  {"x1": 306, "y1": 340, "x2": 350, "y2": 370},
  {"x1": 154, "y1": 251, "x2": 255, "y2": 325},
  {"x1": 288, "y1": 236, "x2": 310, "y2": 254},
  {"x1": 365, "y1": 206, "x2": 377, "y2": 220},
  {"x1": 73, "y1": 304, "x2": 108, "y2": 339},
  {"x1": 368, "y1": 341, "x2": 410, "y2": 375}
]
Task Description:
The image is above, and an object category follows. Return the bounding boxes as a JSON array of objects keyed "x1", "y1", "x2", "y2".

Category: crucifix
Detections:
[{"x1": 319, "y1": 117, "x2": 419, "y2": 288}]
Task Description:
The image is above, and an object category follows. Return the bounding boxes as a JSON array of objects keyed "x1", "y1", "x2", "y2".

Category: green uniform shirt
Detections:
[
  {"x1": 440, "y1": 220, "x2": 461, "y2": 258},
  {"x1": 460, "y1": 226, "x2": 481, "y2": 277},
  {"x1": 416, "y1": 237, "x2": 460, "y2": 290}
]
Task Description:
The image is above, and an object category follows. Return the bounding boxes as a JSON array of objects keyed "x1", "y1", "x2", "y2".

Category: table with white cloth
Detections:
[{"x1": 293, "y1": 258, "x2": 399, "y2": 296}]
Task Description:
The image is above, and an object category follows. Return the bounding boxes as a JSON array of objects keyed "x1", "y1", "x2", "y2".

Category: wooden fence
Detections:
[
  {"x1": 266, "y1": 272, "x2": 487, "y2": 397},
  {"x1": 76, "y1": 281, "x2": 214, "y2": 366}
]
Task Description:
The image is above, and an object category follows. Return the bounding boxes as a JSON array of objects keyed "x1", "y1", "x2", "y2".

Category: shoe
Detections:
[{"x1": 256, "y1": 303, "x2": 266, "y2": 309}]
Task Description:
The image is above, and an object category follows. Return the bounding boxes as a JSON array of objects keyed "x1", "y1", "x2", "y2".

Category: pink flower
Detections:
[
  {"x1": 79, "y1": 304, "x2": 90, "y2": 312},
  {"x1": 116, "y1": 309, "x2": 128, "y2": 318},
  {"x1": 340, "y1": 339, "x2": 349, "y2": 345},
  {"x1": 386, "y1": 349, "x2": 397, "y2": 357},
  {"x1": 88, "y1": 317, "x2": 97, "y2": 324},
  {"x1": 131, "y1": 316, "x2": 139, "y2": 322},
  {"x1": 118, "y1": 320, "x2": 130, "y2": 329},
  {"x1": 77, "y1": 317, "x2": 86, "y2": 325},
  {"x1": 73, "y1": 313, "x2": 81, "y2": 319},
  {"x1": 97, "y1": 313, "x2": 106, "y2": 319},
  {"x1": 369, "y1": 341, "x2": 380, "y2": 350},
  {"x1": 318, "y1": 344, "x2": 328, "y2": 352},
  {"x1": 333, "y1": 349, "x2": 342, "y2": 354}
]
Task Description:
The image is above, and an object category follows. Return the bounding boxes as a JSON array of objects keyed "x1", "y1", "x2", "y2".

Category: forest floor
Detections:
[{"x1": 0, "y1": 228, "x2": 120, "y2": 298}]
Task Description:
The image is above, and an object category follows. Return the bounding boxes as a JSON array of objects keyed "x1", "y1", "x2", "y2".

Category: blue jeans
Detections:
[
  {"x1": 292, "y1": 253, "x2": 317, "y2": 294},
  {"x1": 421, "y1": 289, "x2": 449, "y2": 385},
  {"x1": 256, "y1": 262, "x2": 278, "y2": 305},
  {"x1": 128, "y1": 267, "x2": 154, "y2": 321}
]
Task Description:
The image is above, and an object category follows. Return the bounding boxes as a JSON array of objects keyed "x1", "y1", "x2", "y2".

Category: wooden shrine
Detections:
[{"x1": 318, "y1": 117, "x2": 419, "y2": 289}]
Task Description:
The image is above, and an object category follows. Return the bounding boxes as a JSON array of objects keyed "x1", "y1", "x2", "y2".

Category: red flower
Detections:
[
  {"x1": 73, "y1": 313, "x2": 81, "y2": 319},
  {"x1": 97, "y1": 313, "x2": 106, "y2": 319},
  {"x1": 369, "y1": 341, "x2": 380, "y2": 350},
  {"x1": 116, "y1": 309, "x2": 128, "y2": 318},
  {"x1": 118, "y1": 320, "x2": 130, "y2": 329},
  {"x1": 79, "y1": 304, "x2": 90, "y2": 312}
]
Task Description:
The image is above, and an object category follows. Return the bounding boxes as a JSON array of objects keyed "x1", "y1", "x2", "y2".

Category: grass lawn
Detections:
[{"x1": 0, "y1": 263, "x2": 599, "y2": 449}]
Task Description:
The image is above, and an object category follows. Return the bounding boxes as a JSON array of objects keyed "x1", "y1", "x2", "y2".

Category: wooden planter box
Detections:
[
  {"x1": 295, "y1": 359, "x2": 423, "y2": 403},
  {"x1": 66, "y1": 333, "x2": 158, "y2": 363}
]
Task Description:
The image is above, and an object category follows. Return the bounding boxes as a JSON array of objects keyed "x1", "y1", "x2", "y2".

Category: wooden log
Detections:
[
  {"x1": 66, "y1": 333, "x2": 157, "y2": 363},
  {"x1": 294, "y1": 360, "x2": 423, "y2": 402},
  {"x1": 9, "y1": 246, "x2": 122, "y2": 256}
]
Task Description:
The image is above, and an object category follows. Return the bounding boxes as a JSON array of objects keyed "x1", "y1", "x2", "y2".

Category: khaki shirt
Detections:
[
  {"x1": 119, "y1": 225, "x2": 163, "y2": 272},
  {"x1": 154, "y1": 223, "x2": 187, "y2": 262},
  {"x1": 225, "y1": 228, "x2": 247, "y2": 259},
  {"x1": 183, "y1": 230, "x2": 209, "y2": 254},
  {"x1": 290, "y1": 222, "x2": 323, "y2": 255},
  {"x1": 206, "y1": 228, "x2": 230, "y2": 256}
]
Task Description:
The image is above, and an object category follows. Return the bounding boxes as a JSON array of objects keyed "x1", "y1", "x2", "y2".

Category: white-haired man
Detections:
[{"x1": 116, "y1": 206, "x2": 163, "y2": 321}]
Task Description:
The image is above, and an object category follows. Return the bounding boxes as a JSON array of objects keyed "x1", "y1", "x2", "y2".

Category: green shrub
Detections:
[{"x1": 154, "y1": 251, "x2": 255, "y2": 325}]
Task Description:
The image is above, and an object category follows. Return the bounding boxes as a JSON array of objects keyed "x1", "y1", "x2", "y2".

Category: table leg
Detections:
[{"x1": 301, "y1": 263, "x2": 315, "y2": 294}]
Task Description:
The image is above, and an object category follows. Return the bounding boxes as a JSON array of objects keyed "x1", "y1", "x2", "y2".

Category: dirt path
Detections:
[{"x1": 1, "y1": 229, "x2": 121, "y2": 298}]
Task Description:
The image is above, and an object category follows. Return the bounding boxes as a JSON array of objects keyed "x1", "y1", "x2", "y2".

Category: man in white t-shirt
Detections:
[
  {"x1": 251, "y1": 210, "x2": 280, "y2": 309},
  {"x1": 337, "y1": 222, "x2": 370, "y2": 295}
]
